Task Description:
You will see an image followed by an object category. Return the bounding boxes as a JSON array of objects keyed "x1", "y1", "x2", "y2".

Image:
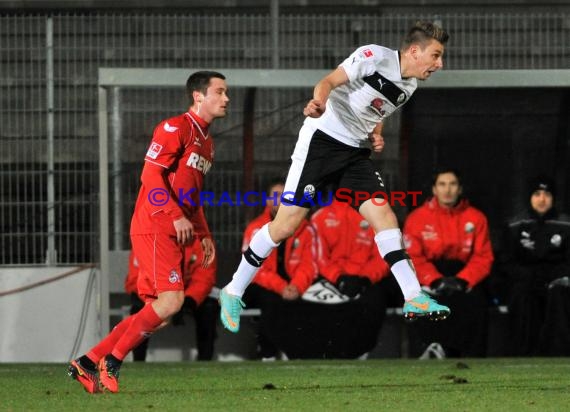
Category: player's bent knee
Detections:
[
  {"x1": 271, "y1": 206, "x2": 308, "y2": 241},
  {"x1": 359, "y1": 199, "x2": 398, "y2": 231},
  {"x1": 270, "y1": 222, "x2": 297, "y2": 241},
  {"x1": 154, "y1": 291, "x2": 185, "y2": 319}
]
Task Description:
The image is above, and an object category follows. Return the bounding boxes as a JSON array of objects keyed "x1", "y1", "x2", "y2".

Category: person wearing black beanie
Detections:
[
  {"x1": 528, "y1": 175, "x2": 556, "y2": 199},
  {"x1": 527, "y1": 175, "x2": 557, "y2": 219},
  {"x1": 499, "y1": 175, "x2": 570, "y2": 356}
]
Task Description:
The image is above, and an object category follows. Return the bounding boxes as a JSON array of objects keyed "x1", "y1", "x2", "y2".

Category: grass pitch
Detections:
[{"x1": 1, "y1": 358, "x2": 569, "y2": 411}]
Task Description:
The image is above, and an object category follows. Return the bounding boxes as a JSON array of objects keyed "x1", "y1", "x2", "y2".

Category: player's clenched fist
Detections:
[
  {"x1": 368, "y1": 133, "x2": 385, "y2": 153},
  {"x1": 303, "y1": 99, "x2": 325, "y2": 118}
]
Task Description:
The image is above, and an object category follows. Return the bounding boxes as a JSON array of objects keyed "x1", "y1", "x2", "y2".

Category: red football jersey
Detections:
[
  {"x1": 130, "y1": 111, "x2": 214, "y2": 238},
  {"x1": 403, "y1": 197, "x2": 494, "y2": 288}
]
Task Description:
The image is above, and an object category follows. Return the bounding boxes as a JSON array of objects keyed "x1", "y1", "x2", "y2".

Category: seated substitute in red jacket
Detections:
[
  {"x1": 240, "y1": 180, "x2": 318, "y2": 359},
  {"x1": 243, "y1": 185, "x2": 318, "y2": 300},
  {"x1": 283, "y1": 198, "x2": 391, "y2": 359},
  {"x1": 310, "y1": 198, "x2": 390, "y2": 297},
  {"x1": 403, "y1": 167, "x2": 494, "y2": 358},
  {"x1": 124, "y1": 235, "x2": 218, "y2": 361}
]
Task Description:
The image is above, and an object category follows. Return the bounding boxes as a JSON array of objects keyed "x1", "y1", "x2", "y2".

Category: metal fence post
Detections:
[{"x1": 45, "y1": 15, "x2": 57, "y2": 265}]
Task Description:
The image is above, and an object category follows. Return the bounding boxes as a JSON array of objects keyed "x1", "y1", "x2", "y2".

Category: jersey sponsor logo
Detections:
[
  {"x1": 363, "y1": 72, "x2": 407, "y2": 107},
  {"x1": 164, "y1": 122, "x2": 179, "y2": 132},
  {"x1": 186, "y1": 152, "x2": 212, "y2": 174},
  {"x1": 146, "y1": 142, "x2": 163, "y2": 159}
]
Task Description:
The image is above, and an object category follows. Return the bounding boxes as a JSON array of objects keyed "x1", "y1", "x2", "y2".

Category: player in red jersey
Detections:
[{"x1": 68, "y1": 71, "x2": 228, "y2": 393}]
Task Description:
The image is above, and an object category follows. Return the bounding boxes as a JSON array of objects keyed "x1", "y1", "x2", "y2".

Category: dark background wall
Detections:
[{"x1": 404, "y1": 87, "x2": 570, "y2": 247}]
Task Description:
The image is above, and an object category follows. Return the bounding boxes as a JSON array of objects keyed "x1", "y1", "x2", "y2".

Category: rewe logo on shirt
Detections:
[{"x1": 186, "y1": 152, "x2": 212, "y2": 174}]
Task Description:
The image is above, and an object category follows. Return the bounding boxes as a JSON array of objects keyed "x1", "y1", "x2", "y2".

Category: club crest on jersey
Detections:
[
  {"x1": 303, "y1": 184, "x2": 316, "y2": 200},
  {"x1": 369, "y1": 98, "x2": 386, "y2": 117},
  {"x1": 169, "y1": 270, "x2": 181, "y2": 284},
  {"x1": 186, "y1": 152, "x2": 212, "y2": 174},
  {"x1": 464, "y1": 222, "x2": 475, "y2": 233},
  {"x1": 551, "y1": 234, "x2": 562, "y2": 247},
  {"x1": 146, "y1": 142, "x2": 163, "y2": 159}
]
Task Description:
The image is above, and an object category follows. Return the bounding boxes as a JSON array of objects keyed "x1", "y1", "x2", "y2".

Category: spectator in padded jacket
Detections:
[
  {"x1": 500, "y1": 175, "x2": 570, "y2": 356},
  {"x1": 403, "y1": 167, "x2": 494, "y2": 357}
]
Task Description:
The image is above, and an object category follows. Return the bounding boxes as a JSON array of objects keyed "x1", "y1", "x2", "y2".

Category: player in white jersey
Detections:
[{"x1": 220, "y1": 21, "x2": 451, "y2": 333}]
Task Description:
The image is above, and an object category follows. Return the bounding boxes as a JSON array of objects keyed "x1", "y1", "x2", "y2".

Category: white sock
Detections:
[
  {"x1": 225, "y1": 223, "x2": 279, "y2": 297},
  {"x1": 374, "y1": 228, "x2": 421, "y2": 301}
]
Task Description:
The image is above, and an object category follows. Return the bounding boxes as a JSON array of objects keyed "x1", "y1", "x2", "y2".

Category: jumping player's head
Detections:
[
  {"x1": 400, "y1": 21, "x2": 449, "y2": 80},
  {"x1": 187, "y1": 71, "x2": 229, "y2": 122}
]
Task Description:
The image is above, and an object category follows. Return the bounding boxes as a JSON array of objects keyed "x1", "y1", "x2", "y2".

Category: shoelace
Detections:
[
  {"x1": 105, "y1": 361, "x2": 121, "y2": 378},
  {"x1": 231, "y1": 297, "x2": 246, "y2": 317}
]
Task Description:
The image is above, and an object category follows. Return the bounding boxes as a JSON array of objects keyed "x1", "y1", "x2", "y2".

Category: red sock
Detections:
[
  {"x1": 111, "y1": 303, "x2": 163, "y2": 360},
  {"x1": 86, "y1": 315, "x2": 135, "y2": 363}
]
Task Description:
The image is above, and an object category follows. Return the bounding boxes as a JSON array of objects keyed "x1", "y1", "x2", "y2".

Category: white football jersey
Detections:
[{"x1": 305, "y1": 45, "x2": 417, "y2": 148}]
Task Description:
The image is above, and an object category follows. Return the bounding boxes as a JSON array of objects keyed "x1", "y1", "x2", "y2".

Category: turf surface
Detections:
[{"x1": 1, "y1": 358, "x2": 569, "y2": 411}]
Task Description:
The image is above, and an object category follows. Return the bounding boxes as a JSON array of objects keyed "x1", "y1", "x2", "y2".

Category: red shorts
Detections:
[{"x1": 130, "y1": 233, "x2": 185, "y2": 301}]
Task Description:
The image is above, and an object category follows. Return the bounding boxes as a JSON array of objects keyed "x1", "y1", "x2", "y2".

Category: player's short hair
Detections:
[
  {"x1": 186, "y1": 71, "x2": 226, "y2": 104},
  {"x1": 431, "y1": 167, "x2": 462, "y2": 187},
  {"x1": 401, "y1": 21, "x2": 449, "y2": 50}
]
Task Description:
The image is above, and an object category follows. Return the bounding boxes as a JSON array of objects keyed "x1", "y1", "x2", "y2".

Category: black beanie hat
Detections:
[{"x1": 528, "y1": 175, "x2": 556, "y2": 198}]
